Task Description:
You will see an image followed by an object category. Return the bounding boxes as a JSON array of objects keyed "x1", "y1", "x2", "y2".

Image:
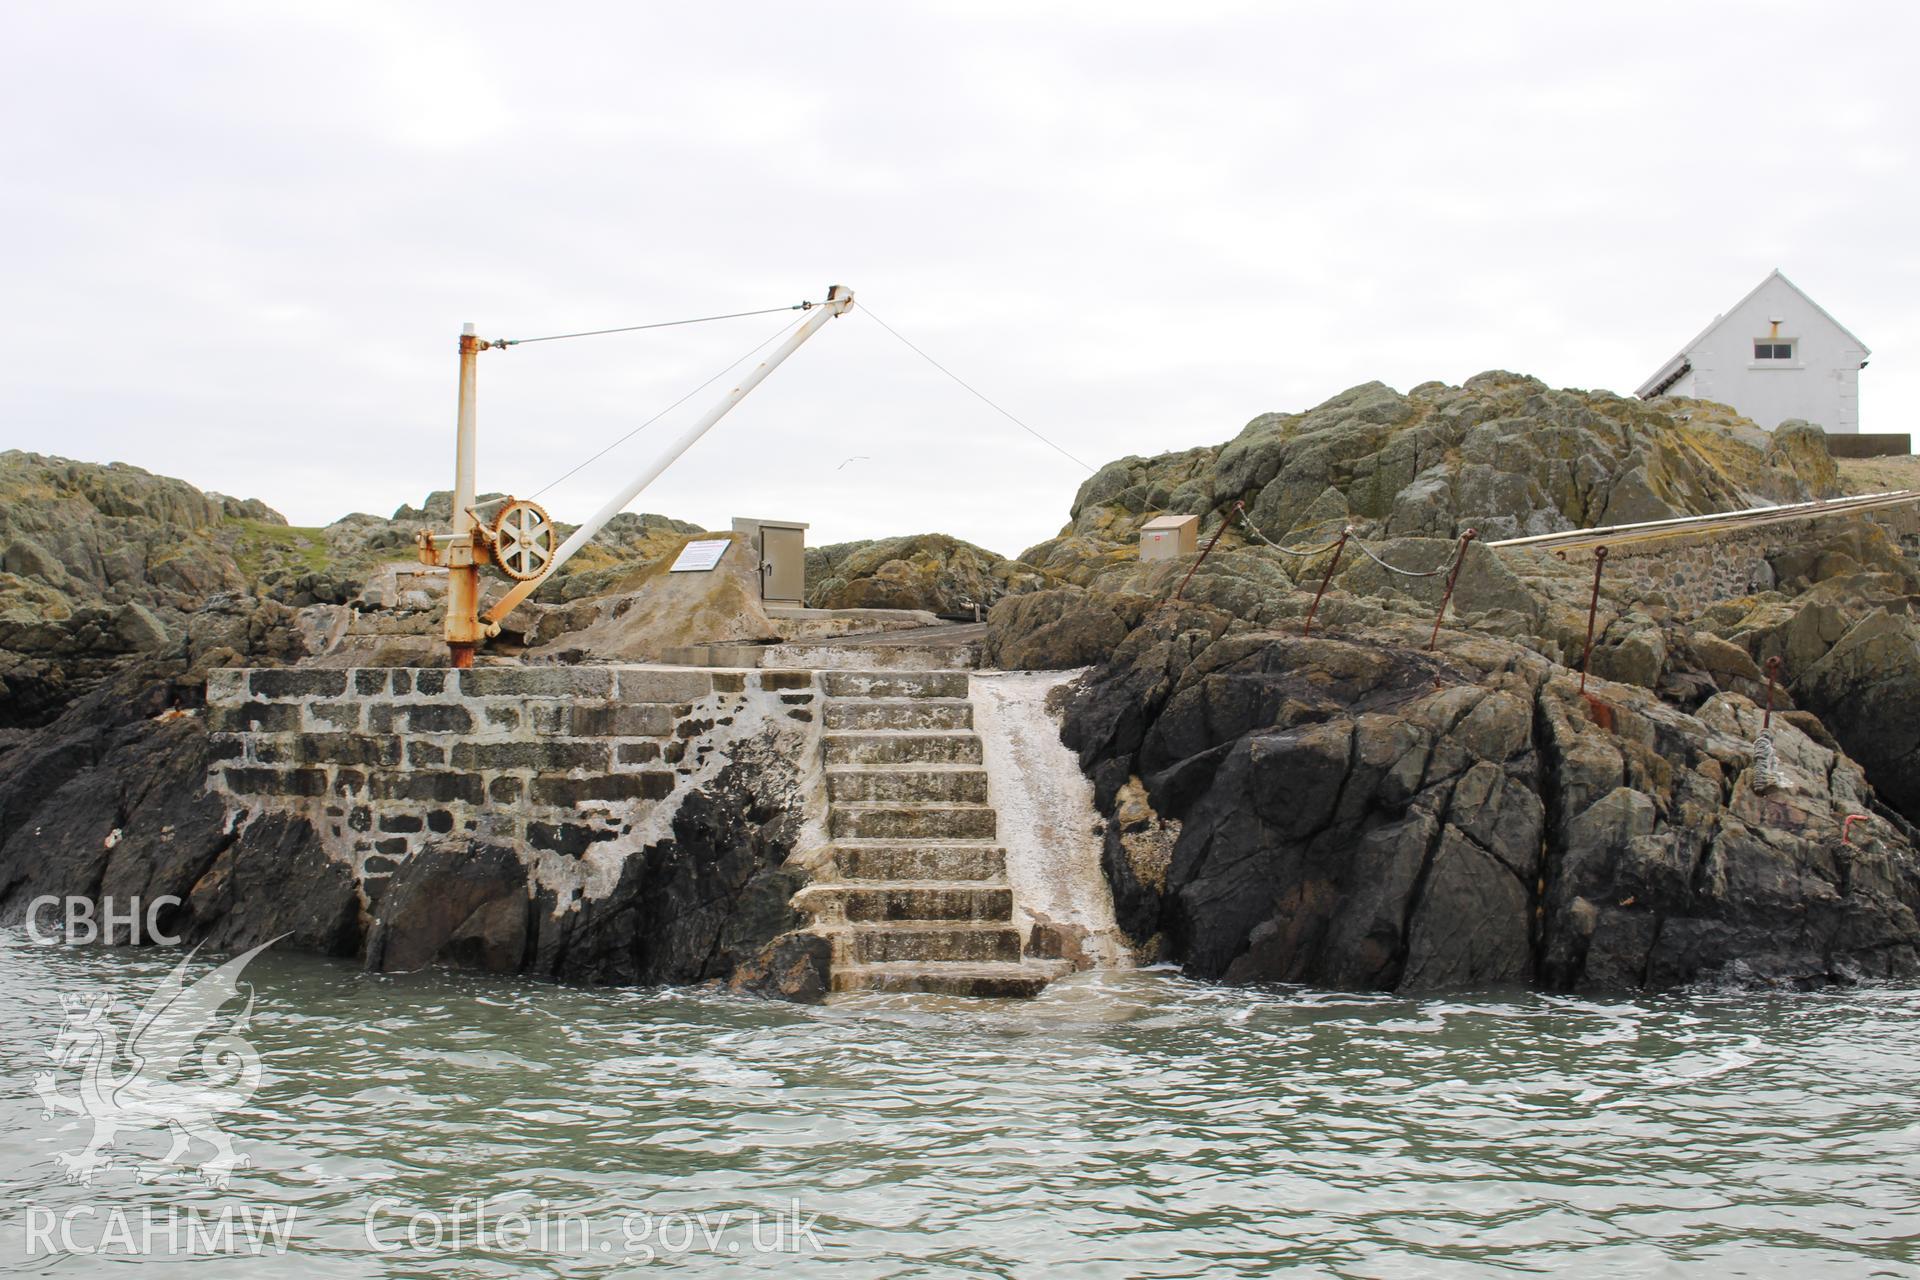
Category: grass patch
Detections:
[{"x1": 227, "y1": 518, "x2": 332, "y2": 581}]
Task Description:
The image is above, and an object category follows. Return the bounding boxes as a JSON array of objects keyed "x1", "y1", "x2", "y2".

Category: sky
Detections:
[{"x1": 3, "y1": 1, "x2": 1915, "y2": 558}]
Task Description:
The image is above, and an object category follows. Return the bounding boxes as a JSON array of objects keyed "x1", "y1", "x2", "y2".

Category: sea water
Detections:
[{"x1": 2, "y1": 937, "x2": 1917, "y2": 1276}]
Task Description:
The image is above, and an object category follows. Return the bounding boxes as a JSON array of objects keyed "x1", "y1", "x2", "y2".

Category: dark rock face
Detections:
[
  {"x1": 1793, "y1": 608, "x2": 1920, "y2": 824},
  {"x1": 0, "y1": 658, "x2": 364, "y2": 957},
  {"x1": 729, "y1": 931, "x2": 832, "y2": 1003},
  {"x1": 1066, "y1": 609, "x2": 1920, "y2": 993}
]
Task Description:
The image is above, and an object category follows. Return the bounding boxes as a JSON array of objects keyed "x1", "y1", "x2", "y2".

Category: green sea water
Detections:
[{"x1": 2, "y1": 936, "x2": 1917, "y2": 1277}]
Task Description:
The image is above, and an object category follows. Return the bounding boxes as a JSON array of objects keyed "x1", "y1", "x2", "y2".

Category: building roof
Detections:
[{"x1": 1634, "y1": 269, "x2": 1872, "y2": 399}]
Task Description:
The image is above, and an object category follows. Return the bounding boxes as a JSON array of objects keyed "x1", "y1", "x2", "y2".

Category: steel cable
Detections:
[
  {"x1": 858, "y1": 305, "x2": 1096, "y2": 473},
  {"x1": 500, "y1": 302, "x2": 819, "y2": 347},
  {"x1": 525, "y1": 313, "x2": 809, "y2": 501}
]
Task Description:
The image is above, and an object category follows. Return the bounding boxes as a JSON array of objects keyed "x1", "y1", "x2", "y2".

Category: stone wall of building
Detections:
[{"x1": 206, "y1": 664, "x2": 823, "y2": 914}]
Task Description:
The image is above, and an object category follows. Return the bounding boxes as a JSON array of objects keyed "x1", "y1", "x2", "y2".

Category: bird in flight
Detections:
[{"x1": 837, "y1": 455, "x2": 870, "y2": 470}]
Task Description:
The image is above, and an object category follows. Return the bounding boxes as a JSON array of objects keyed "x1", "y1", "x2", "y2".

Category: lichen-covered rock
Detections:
[
  {"x1": 806, "y1": 533, "x2": 1049, "y2": 616},
  {"x1": 1019, "y1": 374, "x2": 1845, "y2": 593},
  {"x1": 985, "y1": 587, "x2": 1158, "y2": 670}
]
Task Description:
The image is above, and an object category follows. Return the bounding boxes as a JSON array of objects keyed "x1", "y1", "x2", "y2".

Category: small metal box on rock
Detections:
[{"x1": 1139, "y1": 514, "x2": 1200, "y2": 561}]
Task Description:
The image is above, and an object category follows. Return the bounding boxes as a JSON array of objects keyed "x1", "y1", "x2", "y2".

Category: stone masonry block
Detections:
[
  {"x1": 205, "y1": 669, "x2": 248, "y2": 703},
  {"x1": 449, "y1": 741, "x2": 611, "y2": 772},
  {"x1": 459, "y1": 667, "x2": 614, "y2": 698},
  {"x1": 294, "y1": 734, "x2": 401, "y2": 768},
  {"x1": 407, "y1": 741, "x2": 446, "y2": 767},
  {"x1": 369, "y1": 772, "x2": 485, "y2": 805},
  {"x1": 250, "y1": 669, "x2": 348, "y2": 699},
  {"x1": 209, "y1": 702, "x2": 299, "y2": 734},
  {"x1": 613, "y1": 669, "x2": 712, "y2": 704},
  {"x1": 305, "y1": 701, "x2": 362, "y2": 731},
  {"x1": 354, "y1": 670, "x2": 389, "y2": 696},
  {"x1": 530, "y1": 772, "x2": 673, "y2": 806},
  {"x1": 401, "y1": 703, "x2": 473, "y2": 734},
  {"x1": 570, "y1": 704, "x2": 674, "y2": 737}
]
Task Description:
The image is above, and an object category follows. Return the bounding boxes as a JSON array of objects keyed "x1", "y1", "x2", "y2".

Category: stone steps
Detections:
[
  {"x1": 826, "y1": 842, "x2": 1007, "y2": 881},
  {"x1": 830, "y1": 961, "x2": 1070, "y2": 998},
  {"x1": 828, "y1": 803, "x2": 997, "y2": 841},
  {"x1": 824, "y1": 699, "x2": 973, "y2": 731},
  {"x1": 826, "y1": 766, "x2": 989, "y2": 804},
  {"x1": 824, "y1": 731, "x2": 984, "y2": 766},
  {"x1": 822, "y1": 670, "x2": 970, "y2": 699},
  {"x1": 800, "y1": 668, "x2": 1064, "y2": 999},
  {"x1": 829, "y1": 921, "x2": 1024, "y2": 964},
  {"x1": 792, "y1": 881, "x2": 1013, "y2": 923}
]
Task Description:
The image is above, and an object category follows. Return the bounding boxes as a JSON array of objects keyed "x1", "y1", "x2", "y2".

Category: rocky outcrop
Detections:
[
  {"x1": 1065, "y1": 608, "x2": 1920, "y2": 993},
  {"x1": 984, "y1": 587, "x2": 1160, "y2": 670},
  {"x1": 807, "y1": 533, "x2": 1050, "y2": 617},
  {"x1": 0, "y1": 452, "x2": 706, "y2": 724},
  {"x1": 1020, "y1": 375, "x2": 1844, "y2": 592}
]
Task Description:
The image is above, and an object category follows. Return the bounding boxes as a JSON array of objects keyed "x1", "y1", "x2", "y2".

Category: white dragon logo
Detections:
[{"x1": 33, "y1": 939, "x2": 277, "y2": 1189}]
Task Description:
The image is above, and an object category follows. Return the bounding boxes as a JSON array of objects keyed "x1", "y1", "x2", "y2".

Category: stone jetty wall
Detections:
[
  {"x1": 206, "y1": 664, "x2": 821, "y2": 909},
  {"x1": 1595, "y1": 531, "x2": 1776, "y2": 611}
]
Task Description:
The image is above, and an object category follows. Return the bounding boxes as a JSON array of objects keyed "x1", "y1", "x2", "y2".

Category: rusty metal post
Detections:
[
  {"x1": 1172, "y1": 500, "x2": 1243, "y2": 602},
  {"x1": 1578, "y1": 545, "x2": 1608, "y2": 693},
  {"x1": 1302, "y1": 527, "x2": 1351, "y2": 637},
  {"x1": 1425, "y1": 529, "x2": 1478, "y2": 652},
  {"x1": 1763, "y1": 655, "x2": 1782, "y2": 730},
  {"x1": 445, "y1": 324, "x2": 485, "y2": 668}
]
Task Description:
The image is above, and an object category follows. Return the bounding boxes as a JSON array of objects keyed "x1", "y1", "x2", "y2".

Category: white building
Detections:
[{"x1": 1635, "y1": 270, "x2": 1870, "y2": 433}]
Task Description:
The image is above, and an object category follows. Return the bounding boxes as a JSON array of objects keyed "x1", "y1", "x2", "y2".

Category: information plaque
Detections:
[{"x1": 668, "y1": 539, "x2": 731, "y2": 573}]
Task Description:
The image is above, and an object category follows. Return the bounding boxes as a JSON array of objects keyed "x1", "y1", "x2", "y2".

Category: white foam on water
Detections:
[{"x1": 970, "y1": 669, "x2": 1133, "y2": 968}]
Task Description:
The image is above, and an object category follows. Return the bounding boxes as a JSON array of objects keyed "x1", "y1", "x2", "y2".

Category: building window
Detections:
[{"x1": 1754, "y1": 340, "x2": 1795, "y2": 360}]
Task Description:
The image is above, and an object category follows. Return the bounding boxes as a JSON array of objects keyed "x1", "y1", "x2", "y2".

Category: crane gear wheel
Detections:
[{"x1": 491, "y1": 499, "x2": 555, "y2": 582}]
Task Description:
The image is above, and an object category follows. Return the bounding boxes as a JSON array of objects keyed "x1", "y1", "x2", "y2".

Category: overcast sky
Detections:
[{"x1": 4, "y1": 2, "x2": 1915, "y2": 556}]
